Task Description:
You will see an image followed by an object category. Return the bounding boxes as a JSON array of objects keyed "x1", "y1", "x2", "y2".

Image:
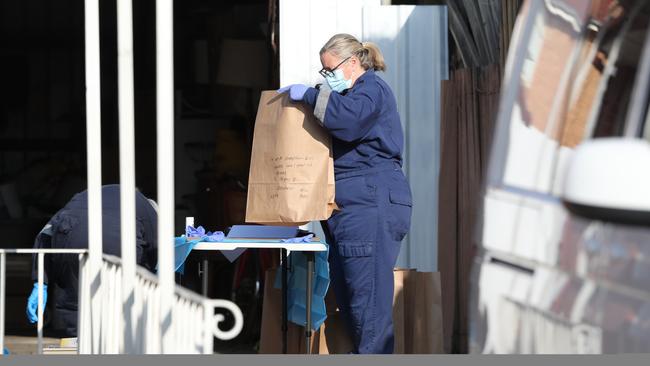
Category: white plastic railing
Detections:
[
  {"x1": 1, "y1": 250, "x2": 243, "y2": 355},
  {"x1": 0, "y1": 248, "x2": 87, "y2": 354},
  {"x1": 78, "y1": 254, "x2": 243, "y2": 354}
]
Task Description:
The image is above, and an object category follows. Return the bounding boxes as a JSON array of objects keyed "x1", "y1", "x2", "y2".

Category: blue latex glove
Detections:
[
  {"x1": 26, "y1": 282, "x2": 47, "y2": 324},
  {"x1": 186, "y1": 225, "x2": 206, "y2": 238},
  {"x1": 171, "y1": 229, "x2": 225, "y2": 274},
  {"x1": 282, "y1": 234, "x2": 314, "y2": 243},
  {"x1": 185, "y1": 226, "x2": 224, "y2": 242},
  {"x1": 2, "y1": 347, "x2": 9, "y2": 355},
  {"x1": 204, "y1": 231, "x2": 225, "y2": 242},
  {"x1": 277, "y1": 84, "x2": 308, "y2": 102}
]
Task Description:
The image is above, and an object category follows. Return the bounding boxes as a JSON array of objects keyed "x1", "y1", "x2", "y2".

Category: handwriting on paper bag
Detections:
[{"x1": 268, "y1": 155, "x2": 315, "y2": 200}]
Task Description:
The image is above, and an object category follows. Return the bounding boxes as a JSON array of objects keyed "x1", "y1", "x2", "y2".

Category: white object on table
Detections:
[{"x1": 192, "y1": 241, "x2": 327, "y2": 256}]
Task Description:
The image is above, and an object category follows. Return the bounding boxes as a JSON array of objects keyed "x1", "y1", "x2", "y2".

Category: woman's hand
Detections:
[{"x1": 277, "y1": 84, "x2": 308, "y2": 102}]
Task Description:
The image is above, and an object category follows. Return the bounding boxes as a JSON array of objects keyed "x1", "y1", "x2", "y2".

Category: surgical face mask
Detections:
[{"x1": 325, "y1": 69, "x2": 352, "y2": 93}]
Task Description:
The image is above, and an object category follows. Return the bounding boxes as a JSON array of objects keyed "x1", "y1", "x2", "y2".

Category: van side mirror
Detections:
[{"x1": 562, "y1": 138, "x2": 650, "y2": 225}]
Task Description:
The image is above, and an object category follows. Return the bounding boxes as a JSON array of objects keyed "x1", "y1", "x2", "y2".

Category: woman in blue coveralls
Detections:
[{"x1": 278, "y1": 33, "x2": 413, "y2": 354}]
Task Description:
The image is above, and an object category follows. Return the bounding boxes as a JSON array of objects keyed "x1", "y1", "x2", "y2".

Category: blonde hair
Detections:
[{"x1": 320, "y1": 33, "x2": 386, "y2": 72}]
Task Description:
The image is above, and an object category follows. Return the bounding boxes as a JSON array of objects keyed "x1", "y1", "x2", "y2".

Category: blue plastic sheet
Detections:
[
  {"x1": 173, "y1": 236, "x2": 202, "y2": 274},
  {"x1": 274, "y1": 240, "x2": 329, "y2": 330},
  {"x1": 172, "y1": 226, "x2": 226, "y2": 273}
]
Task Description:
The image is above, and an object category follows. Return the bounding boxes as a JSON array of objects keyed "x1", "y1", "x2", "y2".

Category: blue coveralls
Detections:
[
  {"x1": 31, "y1": 184, "x2": 158, "y2": 337},
  {"x1": 303, "y1": 69, "x2": 413, "y2": 354}
]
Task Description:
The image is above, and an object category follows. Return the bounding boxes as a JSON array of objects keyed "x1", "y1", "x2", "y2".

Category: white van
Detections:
[{"x1": 470, "y1": 0, "x2": 650, "y2": 353}]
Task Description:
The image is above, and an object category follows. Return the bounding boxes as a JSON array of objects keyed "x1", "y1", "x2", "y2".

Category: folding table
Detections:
[{"x1": 192, "y1": 239, "x2": 327, "y2": 354}]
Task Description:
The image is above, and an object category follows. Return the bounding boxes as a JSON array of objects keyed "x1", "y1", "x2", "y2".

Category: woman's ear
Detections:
[{"x1": 346, "y1": 56, "x2": 357, "y2": 73}]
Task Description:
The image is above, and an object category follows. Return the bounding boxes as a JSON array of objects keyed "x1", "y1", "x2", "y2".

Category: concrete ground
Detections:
[
  {"x1": 3, "y1": 335, "x2": 257, "y2": 354},
  {"x1": 3, "y1": 335, "x2": 61, "y2": 355}
]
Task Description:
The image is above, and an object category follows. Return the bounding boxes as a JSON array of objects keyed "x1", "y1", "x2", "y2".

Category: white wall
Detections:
[
  {"x1": 279, "y1": 0, "x2": 381, "y2": 86},
  {"x1": 280, "y1": 0, "x2": 448, "y2": 271}
]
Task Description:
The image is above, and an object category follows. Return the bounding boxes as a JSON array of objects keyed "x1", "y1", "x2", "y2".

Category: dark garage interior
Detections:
[{"x1": 1, "y1": 0, "x2": 278, "y2": 352}]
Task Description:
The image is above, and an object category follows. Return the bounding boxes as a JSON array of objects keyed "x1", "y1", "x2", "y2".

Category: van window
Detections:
[
  {"x1": 551, "y1": 1, "x2": 650, "y2": 195},
  {"x1": 558, "y1": 1, "x2": 650, "y2": 145},
  {"x1": 489, "y1": 1, "x2": 591, "y2": 193}
]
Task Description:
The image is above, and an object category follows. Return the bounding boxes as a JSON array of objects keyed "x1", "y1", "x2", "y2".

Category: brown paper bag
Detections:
[
  {"x1": 392, "y1": 268, "x2": 415, "y2": 354},
  {"x1": 317, "y1": 269, "x2": 443, "y2": 354},
  {"x1": 259, "y1": 268, "x2": 305, "y2": 354},
  {"x1": 259, "y1": 268, "x2": 353, "y2": 354},
  {"x1": 317, "y1": 311, "x2": 354, "y2": 354},
  {"x1": 246, "y1": 91, "x2": 336, "y2": 224},
  {"x1": 405, "y1": 271, "x2": 444, "y2": 354},
  {"x1": 317, "y1": 288, "x2": 354, "y2": 354},
  {"x1": 259, "y1": 267, "x2": 443, "y2": 354}
]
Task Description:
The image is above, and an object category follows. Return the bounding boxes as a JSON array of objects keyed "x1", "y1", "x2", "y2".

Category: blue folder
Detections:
[{"x1": 227, "y1": 225, "x2": 299, "y2": 239}]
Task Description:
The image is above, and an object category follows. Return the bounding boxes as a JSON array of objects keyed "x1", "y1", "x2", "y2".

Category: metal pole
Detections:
[
  {"x1": 156, "y1": 0, "x2": 175, "y2": 353},
  {"x1": 84, "y1": 0, "x2": 104, "y2": 354},
  {"x1": 281, "y1": 249, "x2": 288, "y2": 354},
  {"x1": 37, "y1": 252, "x2": 44, "y2": 354},
  {"x1": 201, "y1": 258, "x2": 209, "y2": 297},
  {"x1": 117, "y1": 0, "x2": 136, "y2": 354},
  {"x1": 305, "y1": 252, "x2": 314, "y2": 354},
  {"x1": 0, "y1": 253, "x2": 5, "y2": 353}
]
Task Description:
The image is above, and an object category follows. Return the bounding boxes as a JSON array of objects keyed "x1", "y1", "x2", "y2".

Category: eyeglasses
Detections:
[{"x1": 318, "y1": 56, "x2": 351, "y2": 78}]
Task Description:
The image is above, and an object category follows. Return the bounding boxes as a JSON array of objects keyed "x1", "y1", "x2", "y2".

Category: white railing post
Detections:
[
  {"x1": 36, "y1": 253, "x2": 44, "y2": 354},
  {"x1": 116, "y1": 0, "x2": 137, "y2": 354},
  {"x1": 0, "y1": 252, "x2": 5, "y2": 353},
  {"x1": 202, "y1": 303, "x2": 212, "y2": 354},
  {"x1": 156, "y1": 0, "x2": 176, "y2": 354},
  {"x1": 84, "y1": 0, "x2": 103, "y2": 354},
  {"x1": 78, "y1": 253, "x2": 90, "y2": 353}
]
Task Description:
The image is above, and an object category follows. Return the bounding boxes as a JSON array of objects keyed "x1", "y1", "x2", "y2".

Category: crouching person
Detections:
[{"x1": 26, "y1": 184, "x2": 158, "y2": 337}]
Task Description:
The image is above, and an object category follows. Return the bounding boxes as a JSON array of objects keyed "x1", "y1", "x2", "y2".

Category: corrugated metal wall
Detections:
[{"x1": 280, "y1": 0, "x2": 448, "y2": 271}]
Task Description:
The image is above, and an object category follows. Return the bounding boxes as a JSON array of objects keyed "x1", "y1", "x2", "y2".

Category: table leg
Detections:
[
  {"x1": 201, "y1": 257, "x2": 209, "y2": 297},
  {"x1": 305, "y1": 252, "x2": 314, "y2": 354},
  {"x1": 281, "y1": 248, "x2": 288, "y2": 354}
]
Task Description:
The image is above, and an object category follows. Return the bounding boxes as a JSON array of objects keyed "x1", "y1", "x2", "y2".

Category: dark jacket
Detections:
[{"x1": 31, "y1": 184, "x2": 158, "y2": 336}]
